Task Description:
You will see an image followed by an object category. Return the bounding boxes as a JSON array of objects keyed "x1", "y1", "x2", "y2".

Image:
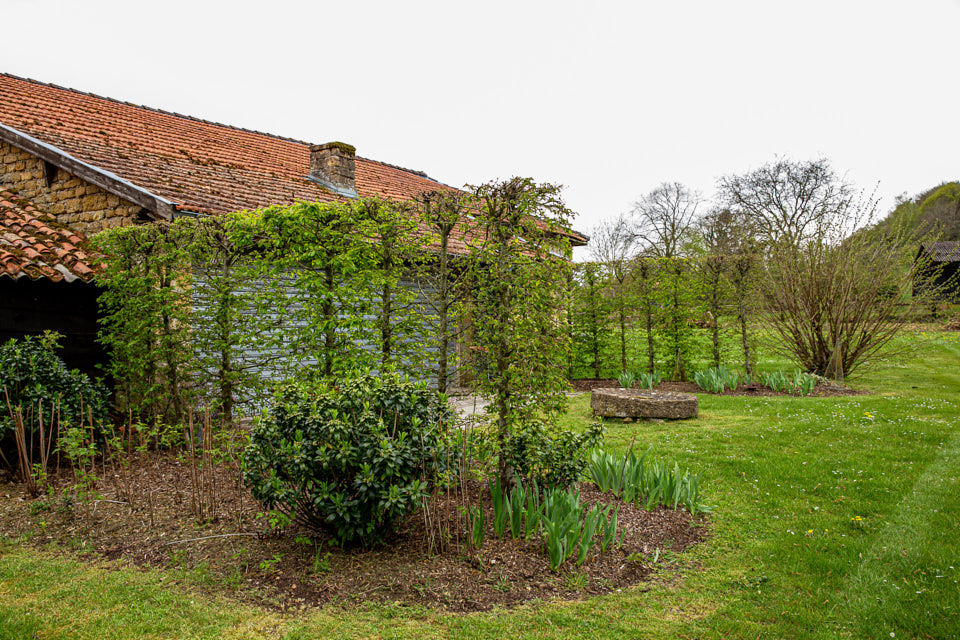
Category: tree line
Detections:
[{"x1": 572, "y1": 157, "x2": 941, "y2": 382}]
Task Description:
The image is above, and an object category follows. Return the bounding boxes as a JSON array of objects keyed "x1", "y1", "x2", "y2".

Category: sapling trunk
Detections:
[{"x1": 322, "y1": 264, "x2": 336, "y2": 378}]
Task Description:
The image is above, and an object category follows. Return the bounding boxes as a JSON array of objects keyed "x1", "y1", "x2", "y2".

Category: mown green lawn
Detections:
[{"x1": 1, "y1": 331, "x2": 958, "y2": 639}]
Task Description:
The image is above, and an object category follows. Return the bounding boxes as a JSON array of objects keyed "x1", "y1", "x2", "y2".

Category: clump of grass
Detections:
[
  {"x1": 636, "y1": 370, "x2": 662, "y2": 390},
  {"x1": 541, "y1": 487, "x2": 582, "y2": 570},
  {"x1": 694, "y1": 365, "x2": 739, "y2": 393},
  {"x1": 761, "y1": 370, "x2": 817, "y2": 396},
  {"x1": 617, "y1": 371, "x2": 636, "y2": 389},
  {"x1": 468, "y1": 505, "x2": 485, "y2": 550},
  {"x1": 587, "y1": 447, "x2": 712, "y2": 515},
  {"x1": 486, "y1": 478, "x2": 618, "y2": 571},
  {"x1": 792, "y1": 370, "x2": 817, "y2": 396}
]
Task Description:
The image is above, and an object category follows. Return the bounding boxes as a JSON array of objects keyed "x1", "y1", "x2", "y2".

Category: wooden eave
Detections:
[{"x1": 0, "y1": 122, "x2": 175, "y2": 221}]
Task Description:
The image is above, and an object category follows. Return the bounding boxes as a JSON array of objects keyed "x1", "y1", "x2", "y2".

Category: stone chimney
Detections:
[{"x1": 308, "y1": 141, "x2": 357, "y2": 198}]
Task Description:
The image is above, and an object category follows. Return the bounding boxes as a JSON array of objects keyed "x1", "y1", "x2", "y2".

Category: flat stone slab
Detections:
[{"x1": 590, "y1": 388, "x2": 698, "y2": 420}]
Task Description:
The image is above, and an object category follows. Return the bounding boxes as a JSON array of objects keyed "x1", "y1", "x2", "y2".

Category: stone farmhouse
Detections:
[{"x1": 0, "y1": 73, "x2": 585, "y2": 377}]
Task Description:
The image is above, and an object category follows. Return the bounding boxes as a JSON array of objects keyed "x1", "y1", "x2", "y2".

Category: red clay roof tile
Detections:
[
  {"x1": 0, "y1": 73, "x2": 587, "y2": 251},
  {"x1": 0, "y1": 189, "x2": 99, "y2": 282},
  {"x1": 0, "y1": 73, "x2": 455, "y2": 211}
]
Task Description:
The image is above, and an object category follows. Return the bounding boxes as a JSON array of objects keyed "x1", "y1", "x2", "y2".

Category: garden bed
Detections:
[
  {"x1": 0, "y1": 450, "x2": 707, "y2": 613},
  {"x1": 571, "y1": 378, "x2": 863, "y2": 397}
]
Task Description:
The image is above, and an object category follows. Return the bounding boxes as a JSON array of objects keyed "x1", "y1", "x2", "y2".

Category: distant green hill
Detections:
[
  {"x1": 853, "y1": 181, "x2": 959, "y2": 282},
  {"x1": 866, "y1": 181, "x2": 960, "y2": 243}
]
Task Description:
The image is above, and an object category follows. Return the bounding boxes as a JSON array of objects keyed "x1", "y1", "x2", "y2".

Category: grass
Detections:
[{"x1": 1, "y1": 330, "x2": 959, "y2": 638}]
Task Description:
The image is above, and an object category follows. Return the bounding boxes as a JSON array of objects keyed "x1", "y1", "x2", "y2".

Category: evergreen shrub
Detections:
[
  {"x1": 242, "y1": 373, "x2": 453, "y2": 547},
  {"x1": 501, "y1": 419, "x2": 604, "y2": 488},
  {"x1": 0, "y1": 332, "x2": 108, "y2": 441}
]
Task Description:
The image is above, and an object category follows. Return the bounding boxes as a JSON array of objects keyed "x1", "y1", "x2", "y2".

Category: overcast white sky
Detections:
[{"x1": 3, "y1": 0, "x2": 958, "y2": 256}]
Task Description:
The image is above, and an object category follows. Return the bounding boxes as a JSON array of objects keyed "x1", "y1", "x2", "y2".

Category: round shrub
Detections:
[
  {"x1": 0, "y1": 332, "x2": 109, "y2": 440},
  {"x1": 502, "y1": 418, "x2": 604, "y2": 488},
  {"x1": 242, "y1": 374, "x2": 453, "y2": 547}
]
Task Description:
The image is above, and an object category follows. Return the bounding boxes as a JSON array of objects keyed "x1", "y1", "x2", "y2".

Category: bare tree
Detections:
[
  {"x1": 630, "y1": 182, "x2": 701, "y2": 257},
  {"x1": 717, "y1": 158, "x2": 855, "y2": 246},
  {"x1": 757, "y1": 187, "x2": 928, "y2": 379},
  {"x1": 589, "y1": 214, "x2": 637, "y2": 373}
]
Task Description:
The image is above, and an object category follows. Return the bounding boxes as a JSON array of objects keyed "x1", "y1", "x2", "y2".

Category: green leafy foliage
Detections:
[
  {"x1": 636, "y1": 370, "x2": 662, "y2": 390},
  {"x1": 587, "y1": 448, "x2": 712, "y2": 515},
  {"x1": 694, "y1": 365, "x2": 740, "y2": 394},
  {"x1": 242, "y1": 374, "x2": 453, "y2": 547},
  {"x1": 500, "y1": 419, "x2": 603, "y2": 488},
  {"x1": 0, "y1": 333, "x2": 108, "y2": 443},
  {"x1": 616, "y1": 371, "x2": 635, "y2": 389}
]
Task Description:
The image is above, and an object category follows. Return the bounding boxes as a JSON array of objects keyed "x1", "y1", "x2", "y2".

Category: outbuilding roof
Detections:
[
  {"x1": 0, "y1": 73, "x2": 454, "y2": 213},
  {"x1": 0, "y1": 73, "x2": 586, "y2": 251},
  {"x1": 920, "y1": 241, "x2": 960, "y2": 262},
  {"x1": 0, "y1": 189, "x2": 97, "y2": 282}
]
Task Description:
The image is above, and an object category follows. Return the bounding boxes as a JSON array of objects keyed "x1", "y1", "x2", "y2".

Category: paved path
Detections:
[{"x1": 448, "y1": 394, "x2": 490, "y2": 422}]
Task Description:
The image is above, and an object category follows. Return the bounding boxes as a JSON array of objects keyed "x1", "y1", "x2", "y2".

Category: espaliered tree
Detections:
[
  {"x1": 728, "y1": 249, "x2": 758, "y2": 375},
  {"x1": 466, "y1": 178, "x2": 574, "y2": 484},
  {"x1": 414, "y1": 190, "x2": 476, "y2": 392},
  {"x1": 631, "y1": 182, "x2": 701, "y2": 379},
  {"x1": 632, "y1": 257, "x2": 660, "y2": 374},
  {"x1": 93, "y1": 223, "x2": 194, "y2": 424},
  {"x1": 697, "y1": 208, "x2": 741, "y2": 369},
  {"x1": 262, "y1": 202, "x2": 379, "y2": 378},
  {"x1": 570, "y1": 262, "x2": 610, "y2": 379},
  {"x1": 656, "y1": 257, "x2": 703, "y2": 380},
  {"x1": 184, "y1": 212, "x2": 292, "y2": 421},
  {"x1": 589, "y1": 215, "x2": 636, "y2": 374},
  {"x1": 361, "y1": 198, "x2": 430, "y2": 373}
]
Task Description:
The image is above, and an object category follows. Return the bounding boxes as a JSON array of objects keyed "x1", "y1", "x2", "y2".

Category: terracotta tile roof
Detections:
[
  {"x1": 0, "y1": 189, "x2": 98, "y2": 282},
  {"x1": 0, "y1": 73, "x2": 587, "y2": 249}
]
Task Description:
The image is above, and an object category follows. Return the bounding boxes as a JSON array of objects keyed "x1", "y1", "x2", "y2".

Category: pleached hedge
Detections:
[
  {"x1": 92, "y1": 184, "x2": 575, "y2": 430},
  {"x1": 94, "y1": 198, "x2": 447, "y2": 424},
  {"x1": 569, "y1": 253, "x2": 760, "y2": 381}
]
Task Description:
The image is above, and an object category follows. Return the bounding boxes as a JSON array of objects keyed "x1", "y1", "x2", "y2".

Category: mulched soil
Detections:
[
  {"x1": 0, "y1": 452, "x2": 707, "y2": 613},
  {"x1": 570, "y1": 378, "x2": 863, "y2": 397}
]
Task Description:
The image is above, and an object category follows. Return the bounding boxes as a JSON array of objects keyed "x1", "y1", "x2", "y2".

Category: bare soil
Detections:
[
  {"x1": 570, "y1": 378, "x2": 864, "y2": 397},
  {"x1": 0, "y1": 451, "x2": 707, "y2": 613}
]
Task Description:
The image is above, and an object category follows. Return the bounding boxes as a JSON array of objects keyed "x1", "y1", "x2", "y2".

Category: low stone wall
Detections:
[{"x1": 590, "y1": 388, "x2": 698, "y2": 420}]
